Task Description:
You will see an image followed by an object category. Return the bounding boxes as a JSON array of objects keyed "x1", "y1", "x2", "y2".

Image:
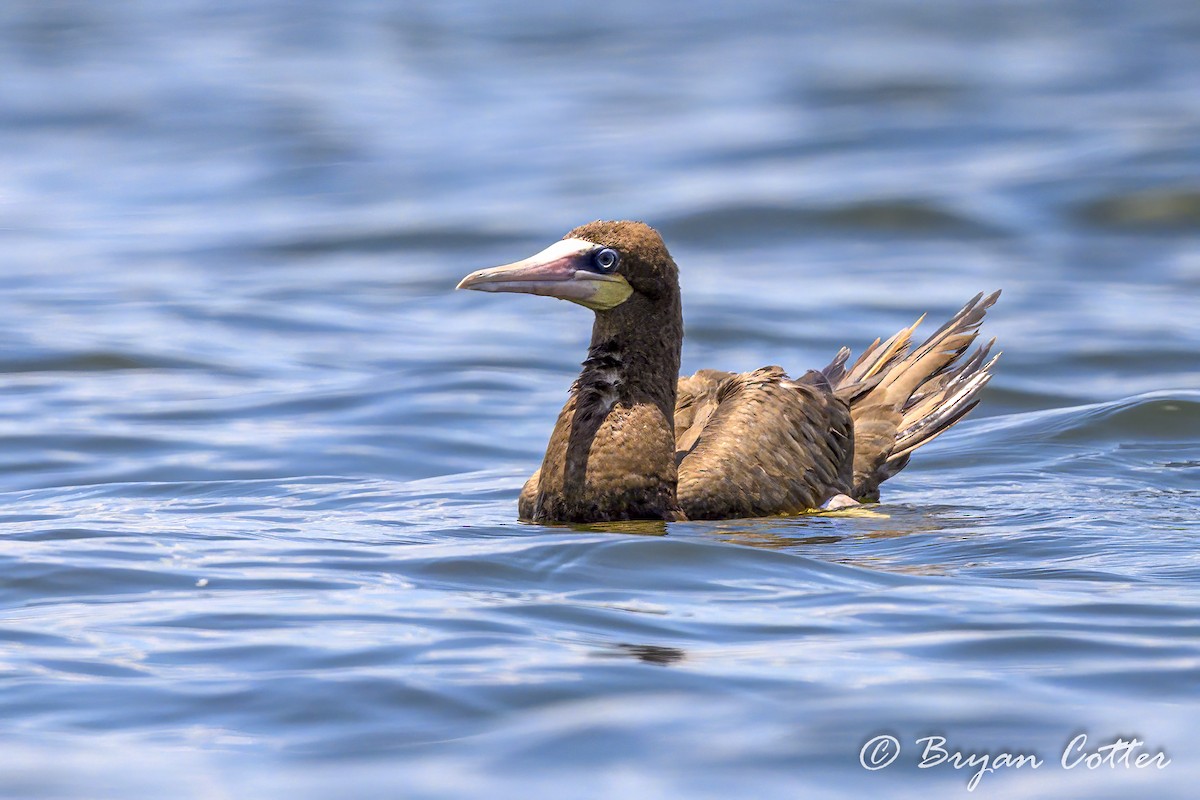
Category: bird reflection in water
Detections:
[
  {"x1": 596, "y1": 643, "x2": 687, "y2": 666},
  {"x1": 565, "y1": 519, "x2": 669, "y2": 537},
  {"x1": 550, "y1": 503, "x2": 965, "y2": 576},
  {"x1": 700, "y1": 506, "x2": 968, "y2": 577}
]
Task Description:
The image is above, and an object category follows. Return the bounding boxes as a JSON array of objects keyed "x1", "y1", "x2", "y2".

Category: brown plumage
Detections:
[{"x1": 457, "y1": 220, "x2": 1000, "y2": 523}]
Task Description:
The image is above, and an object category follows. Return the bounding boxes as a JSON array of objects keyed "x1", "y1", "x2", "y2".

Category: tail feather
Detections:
[
  {"x1": 825, "y1": 291, "x2": 1001, "y2": 500},
  {"x1": 822, "y1": 314, "x2": 927, "y2": 404}
]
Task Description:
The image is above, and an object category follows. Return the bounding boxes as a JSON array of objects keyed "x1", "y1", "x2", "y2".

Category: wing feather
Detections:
[{"x1": 675, "y1": 367, "x2": 854, "y2": 519}]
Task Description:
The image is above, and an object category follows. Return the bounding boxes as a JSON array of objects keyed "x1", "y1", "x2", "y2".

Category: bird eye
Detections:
[{"x1": 592, "y1": 248, "x2": 620, "y2": 272}]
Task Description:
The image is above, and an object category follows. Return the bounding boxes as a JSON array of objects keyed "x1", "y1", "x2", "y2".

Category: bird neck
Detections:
[
  {"x1": 578, "y1": 293, "x2": 682, "y2": 419},
  {"x1": 534, "y1": 292, "x2": 683, "y2": 522}
]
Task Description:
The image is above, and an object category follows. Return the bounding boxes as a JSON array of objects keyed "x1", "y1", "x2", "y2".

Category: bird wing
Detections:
[
  {"x1": 674, "y1": 367, "x2": 854, "y2": 519},
  {"x1": 674, "y1": 368, "x2": 734, "y2": 459}
]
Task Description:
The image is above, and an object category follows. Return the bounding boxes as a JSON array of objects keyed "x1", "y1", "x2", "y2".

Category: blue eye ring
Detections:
[{"x1": 592, "y1": 247, "x2": 620, "y2": 272}]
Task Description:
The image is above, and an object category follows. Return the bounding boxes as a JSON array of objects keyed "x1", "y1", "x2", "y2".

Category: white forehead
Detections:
[{"x1": 528, "y1": 238, "x2": 596, "y2": 261}]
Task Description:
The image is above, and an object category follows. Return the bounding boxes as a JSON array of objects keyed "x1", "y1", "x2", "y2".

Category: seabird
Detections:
[{"x1": 458, "y1": 220, "x2": 999, "y2": 523}]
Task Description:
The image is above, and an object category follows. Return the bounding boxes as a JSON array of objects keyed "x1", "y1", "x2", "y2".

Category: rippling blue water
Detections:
[{"x1": 2, "y1": 1, "x2": 1199, "y2": 798}]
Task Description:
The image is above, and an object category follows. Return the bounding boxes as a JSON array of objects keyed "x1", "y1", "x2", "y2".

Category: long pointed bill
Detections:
[{"x1": 456, "y1": 238, "x2": 633, "y2": 311}]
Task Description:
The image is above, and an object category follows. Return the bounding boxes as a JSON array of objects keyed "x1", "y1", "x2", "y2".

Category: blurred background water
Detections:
[{"x1": 1, "y1": 1, "x2": 1199, "y2": 798}]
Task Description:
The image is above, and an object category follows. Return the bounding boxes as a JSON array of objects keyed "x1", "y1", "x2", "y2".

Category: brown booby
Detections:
[{"x1": 458, "y1": 220, "x2": 999, "y2": 523}]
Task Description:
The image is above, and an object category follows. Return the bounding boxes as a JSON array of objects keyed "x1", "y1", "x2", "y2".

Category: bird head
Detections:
[{"x1": 457, "y1": 220, "x2": 678, "y2": 312}]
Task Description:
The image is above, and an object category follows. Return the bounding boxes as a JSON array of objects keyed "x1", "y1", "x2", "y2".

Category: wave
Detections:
[
  {"x1": 928, "y1": 390, "x2": 1200, "y2": 454},
  {"x1": 1075, "y1": 188, "x2": 1200, "y2": 232},
  {"x1": 660, "y1": 200, "x2": 1002, "y2": 244}
]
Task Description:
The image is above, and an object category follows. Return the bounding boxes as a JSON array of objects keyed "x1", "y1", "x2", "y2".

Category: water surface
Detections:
[{"x1": 2, "y1": 1, "x2": 1199, "y2": 798}]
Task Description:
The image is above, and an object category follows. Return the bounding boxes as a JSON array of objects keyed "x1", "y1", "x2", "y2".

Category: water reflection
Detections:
[
  {"x1": 599, "y1": 643, "x2": 688, "y2": 666},
  {"x1": 690, "y1": 506, "x2": 977, "y2": 578},
  {"x1": 557, "y1": 503, "x2": 977, "y2": 579},
  {"x1": 566, "y1": 519, "x2": 670, "y2": 537}
]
